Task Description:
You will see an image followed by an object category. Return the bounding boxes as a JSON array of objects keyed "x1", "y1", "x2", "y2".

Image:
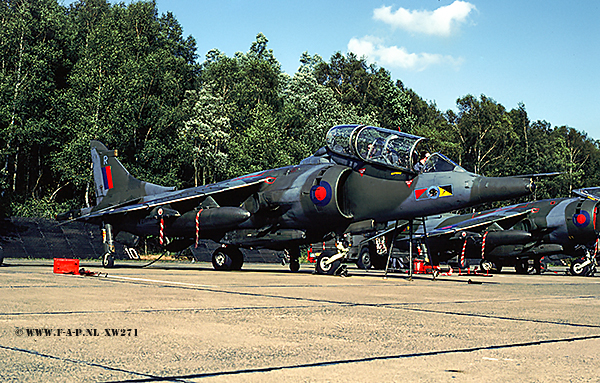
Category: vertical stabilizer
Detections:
[{"x1": 90, "y1": 140, "x2": 175, "y2": 209}]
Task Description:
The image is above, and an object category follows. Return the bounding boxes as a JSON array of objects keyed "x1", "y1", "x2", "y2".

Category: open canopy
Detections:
[{"x1": 326, "y1": 125, "x2": 428, "y2": 172}]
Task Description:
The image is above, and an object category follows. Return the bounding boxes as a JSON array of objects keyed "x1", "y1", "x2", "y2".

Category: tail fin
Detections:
[{"x1": 91, "y1": 140, "x2": 175, "y2": 209}]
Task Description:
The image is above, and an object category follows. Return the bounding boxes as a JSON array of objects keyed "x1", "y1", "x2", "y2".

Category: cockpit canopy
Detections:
[
  {"x1": 325, "y1": 125, "x2": 464, "y2": 173},
  {"x1": 326, "y1": 125, "x2": 427, "y2": 172}
]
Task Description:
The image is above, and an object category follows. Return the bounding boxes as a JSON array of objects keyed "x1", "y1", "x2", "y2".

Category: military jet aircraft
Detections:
[
  {"x1": 387, "y1": 188, "x2": 600, "y2": 276},
  {"x1": 57, "y1": 124, "x2": 535, "y2": 273}
]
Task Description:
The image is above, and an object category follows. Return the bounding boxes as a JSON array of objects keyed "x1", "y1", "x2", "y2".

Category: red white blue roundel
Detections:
[
  {"x1": 573, "y1": 211, "x2": 591, "y2": 228},
  {"x1": 310, "y1": 181, "x2": 332, "y2": 207}
]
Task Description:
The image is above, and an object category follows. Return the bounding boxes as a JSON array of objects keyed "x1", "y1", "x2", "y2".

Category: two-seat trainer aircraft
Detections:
[
  {"x1": 57, "y1": 124, "x2": 536, "y2": 274},
  {"x1": 398, "y1": 187, "x2": 600, "y2": 276}
]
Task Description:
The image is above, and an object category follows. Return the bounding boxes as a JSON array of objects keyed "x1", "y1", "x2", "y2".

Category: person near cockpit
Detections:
[{"x1": 414, "y1": 152, "x2": 430, "y2": 173}]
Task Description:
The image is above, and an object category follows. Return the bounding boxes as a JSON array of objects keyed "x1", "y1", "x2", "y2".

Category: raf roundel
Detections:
[
  {"x1": 573, "y1": 211, "x2": 590, "y2": 228},
  {"x1": 310, "y1": 181, "x2": 333, "y2": 207}
]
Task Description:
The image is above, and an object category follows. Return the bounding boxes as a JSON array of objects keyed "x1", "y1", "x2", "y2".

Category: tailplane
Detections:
[{"x1": 91, "y1": 140, "x2": 175, "y2": 209}]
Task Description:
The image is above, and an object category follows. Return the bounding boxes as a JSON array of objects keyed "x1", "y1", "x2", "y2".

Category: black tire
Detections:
[
  {"x1": 357, "y1": 247, "x2": 372, "y2": 270},
  {"x1": 288, "y1": 246, "x2": 300, "y2": 272},
  {"x1": 494, "y1": 262, "x2": 503, "y2": 273},
  {"x1": 212, "y1": 248, "x2": 233, "y2": 271},
  {"x1": 226, "y1": 247, "x2": 244, "y2": 270},
  {"x1": 370, "y1": 243, "x2": 387, "y2": 270},
  {"x1": 102, "y1": 253, "x2": 114, "y2": 268},
  {"x1": 570, "y1": 258, "x2": 590, "y2": 276},
  {"x1": 514, "y1": 259, "x2": 530, "y2": 275},
  {"x1": 289, "y1": 259, "x2": 300, "y2": 272},
  {"x1": 371, "y1": 255, "x2": 387, "y2": 270},
  {"x1": 315, "y1": 253, "x2": 340, "y2": 275}
]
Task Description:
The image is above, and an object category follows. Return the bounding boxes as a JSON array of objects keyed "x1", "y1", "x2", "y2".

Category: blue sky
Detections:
[{"x1": 151, "y1": 1, "x2": 599, "y2": 139}]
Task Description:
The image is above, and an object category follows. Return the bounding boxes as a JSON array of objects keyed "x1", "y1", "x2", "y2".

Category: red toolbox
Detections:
[{"x1": 53, "y1": 258, "x2": 80, "y2": 275}]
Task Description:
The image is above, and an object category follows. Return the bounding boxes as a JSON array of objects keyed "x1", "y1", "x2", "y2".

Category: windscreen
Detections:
[{"x1": 422, "y1": 153, "x2": 460, "y2": 173}]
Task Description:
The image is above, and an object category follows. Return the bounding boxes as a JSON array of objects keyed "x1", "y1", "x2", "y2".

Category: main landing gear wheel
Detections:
[
  {"x1": 212, "y1": 246, "x2": 244, "y2": 271},
  {"x1": 288, "y1": 247, "x2": 300, "y2": 273},
  {"x1": 370, "y1": 243, "x2": 387, "y2": 270},
  {"x1": 289, "y1": 259, "x2": 300, "y2": 272},
  {"x1": 514, "y1": 259, "x2": 532, "y2": 274},
  {"x1": 102, "y1": 253, "x2": 114, "y2": 268},
  {"x1": 493, "y1": 261, "x2": 503, "y2": 273},
  {"x1": 357, "y1": 247, "x2": 372, "y2": 270},
  {"x1": 570, "y1": 258, "x2": 590, "y2": 276},
  {"x1": 315, "y1": 252, "x2": 341, "y2": 275},
  {"x1": 533, "y1": 257, "x2": 543, "y2": 275}
]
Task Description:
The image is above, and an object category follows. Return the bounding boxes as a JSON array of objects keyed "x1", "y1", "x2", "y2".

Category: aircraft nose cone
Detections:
[{"x1": 472, "y1": 176, "x2": 534, "y2": 204}]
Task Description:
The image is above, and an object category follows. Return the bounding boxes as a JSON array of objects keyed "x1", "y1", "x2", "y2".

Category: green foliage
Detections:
[
  {"x1": 227, "y1": 102, "x2": 292, "y2": 177},
  {"x1": 282, "y1": 68, "x2": 376, "y2": 163},
  {"x1": 1, "y1": 0, "x2": 599, "y2": 217},
  {"x1": 314, "y1": 52, "x2": 414, "y2": 131},
  {"x1": 180, "y1": 87, "x2": 230, "y2": 185}
]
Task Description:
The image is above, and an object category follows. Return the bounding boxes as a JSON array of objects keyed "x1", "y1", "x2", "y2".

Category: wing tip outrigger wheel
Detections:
[{"x1": 102, "y1": 252, "x2": 114, "y2": 268}]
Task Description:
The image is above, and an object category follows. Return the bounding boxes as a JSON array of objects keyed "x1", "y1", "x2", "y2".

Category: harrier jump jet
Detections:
[
  {"x1": 57, "y1": 125, "x2": 535, "y2": 273},
  {"x1": 391, "y1": 188, "x2": 599, "y2": 276}
]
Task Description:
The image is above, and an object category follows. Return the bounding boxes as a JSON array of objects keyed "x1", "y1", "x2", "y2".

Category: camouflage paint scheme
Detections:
[
  {"x1": 58, "y1": 125, "x2": 535, "y2": 272},
  {"x1": 400, "y1": 193, "x2": 600, "y2": 274}
]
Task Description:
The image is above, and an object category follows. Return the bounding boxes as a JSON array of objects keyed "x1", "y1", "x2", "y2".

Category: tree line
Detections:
[{"x1": 1, "y1": 0, "x2": 598, "y2": 218}]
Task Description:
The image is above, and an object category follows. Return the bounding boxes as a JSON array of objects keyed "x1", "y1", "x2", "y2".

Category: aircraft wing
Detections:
[
  {"x1": 359, "y1": 208, "x2": 534, "y2": 247},
  {"x1": 72, "y1": 178, "x2": 269, "y2": 222},
  {"x1": 425, "y1": 208, "x2": 534, "y2": 238},
  {"x1": 573, "y1": 187, "x2": 600, "y2": 201}
]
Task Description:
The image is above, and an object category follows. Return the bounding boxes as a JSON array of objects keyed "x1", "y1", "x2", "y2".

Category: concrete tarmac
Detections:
[{"x1": 1, "y1": 259, "x2": 599, "y2": 382}]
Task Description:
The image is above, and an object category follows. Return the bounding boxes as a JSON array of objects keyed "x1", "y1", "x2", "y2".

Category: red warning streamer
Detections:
[
  {"x1": 159, "y1": 217, "x2": 164, "y2": 245},
  {"x1": 481, "y1": 231, "x2": 488, "y2": 259},
  {"x1": 460, "y1": 237, "x2": 467, "y2": 268},
  {"x1": 195, "y1": 209, "x2": 203, "y2": 248}
]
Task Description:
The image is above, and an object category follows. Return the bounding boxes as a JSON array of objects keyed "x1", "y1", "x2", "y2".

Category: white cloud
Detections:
[
  {"x1": 348, "y1": 37, "x2": 462, "y2": 71},
  {"x1": 373, "y1": 1, "x2": 476, "y2": 37}
]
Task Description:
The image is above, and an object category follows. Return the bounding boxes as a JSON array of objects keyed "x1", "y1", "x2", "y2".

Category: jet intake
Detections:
[
  {"x1": 302, "y1": 165, "x2": 353, "y2": 221},
  {"x1": 567, "y1": 199, "x2": 600, "y2": 244}
]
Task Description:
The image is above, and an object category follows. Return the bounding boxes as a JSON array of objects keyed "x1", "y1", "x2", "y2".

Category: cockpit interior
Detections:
[{"x1": 324, "y1": 124, "x2": 464, "y2": 174}]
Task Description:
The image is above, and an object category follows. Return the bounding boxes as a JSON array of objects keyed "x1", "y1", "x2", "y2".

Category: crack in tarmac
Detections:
[
  {"x1": 0, "y1": 344, "x2": 191, "y2": 383},
  {"x1": 4, "y1": 269, "x2": 600, "y2": 381},
  {"x1": 4, "y1": 276, "x2": 599, "y2": 330},
  {"x1": 399, "y1": 306, "x2": 600, "y2": 329},
  {"x1": 6, "y1": 334, "x2": 595, "y2": 382}
]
